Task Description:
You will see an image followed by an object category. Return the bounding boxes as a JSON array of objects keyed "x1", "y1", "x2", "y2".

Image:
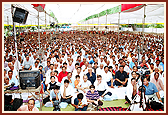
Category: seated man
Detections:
[
  {"x1": 125, "y1": 78, "x2": 137, "y2": 104},
  {"x1": 60, "y1": 79, "x2": 75, "y2": 104},
  {"x1": 94, "y1": 75, "x2": 112, "y2": 98},
  {"x1": 17, "y1": 99, "x2": 39, "y2": 111},
  {"x1": 101, "y1": 66, "x2": 114, "y2": 88},
  {"x1": 115, "y1": 65, "x2": 129, "y2": 87},
  {"x1": 129, "y1": 86, "x2": 149, "y2": 111},
  {"x1": 7, "y1": 70, "x2": 19, "y2": 86},
  {"x1": 76, "y1": 75, "x2": 92, "y2": 94},
  {"x1": 71, "y1": 93, "x2": 88, "y2": 111},
  {"x1": 50, "y1": 85, "x2": 61, "y2": 104},
  {"x1": 86, "y1": 85, "x2": 103, "y2": 107},
  {"x1": 150, "y1": 72, "x2": 164, "y2": 99},
  {"x1": 86, "y1": 68, "x2": 96, "y2": 85},
  {"x1": 61, "y1": 72, "x2": 75, "y2": 88},
  {"x1": 143, "y1": 77, "x2": 162, "y2": 102}
]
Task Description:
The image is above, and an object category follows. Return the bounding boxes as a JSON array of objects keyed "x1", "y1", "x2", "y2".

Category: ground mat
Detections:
[{"x1": 98, "y1": 107, "x2": 164, "y2": 111}]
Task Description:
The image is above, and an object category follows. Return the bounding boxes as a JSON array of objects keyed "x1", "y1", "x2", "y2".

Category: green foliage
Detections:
[{"x1": 121, "y1": 24, "x2": 164, "y2": 28}]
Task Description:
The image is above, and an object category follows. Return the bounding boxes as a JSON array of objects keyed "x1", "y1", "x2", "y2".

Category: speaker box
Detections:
[
  {"x1": 13, "y1": 7, "x2": 29, "y2": 24},
  {"x1": 19, "y1": 70, "x2": 41, "y2": 89}
]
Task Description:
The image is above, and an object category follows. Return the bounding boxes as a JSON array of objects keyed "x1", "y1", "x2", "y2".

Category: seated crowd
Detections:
[{"x1": 4, "y1": 30, "x2": 164, "y2": 111}]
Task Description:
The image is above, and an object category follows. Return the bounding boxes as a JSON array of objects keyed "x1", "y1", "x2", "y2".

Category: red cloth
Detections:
[
  {"x1": 40, "y1": 83, "x2": 44, "y2": 94},
  {"x1": 121, "y1": 4, "x2": 143, "y2": 12},
  {"x1": 80, "y1": 62, "x2": 85, "y2": 67},
  {"x1": 57, "y1": 71, "x2": 68, "y2": 82},
  {"x1": 140, "y1": 63, "x2": 149, "y2": 69}
]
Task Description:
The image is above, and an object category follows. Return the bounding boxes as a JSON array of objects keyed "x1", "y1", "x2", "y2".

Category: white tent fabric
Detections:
[
  {"x1": 83, "y1": 4, "x2": 164, "y2": 25},
  {"x1": 3, "y1": 4, "x2": 54, "y2": 26},
  {"x1": 3, "y1": 3, "x2": 164, "y2": 26}
]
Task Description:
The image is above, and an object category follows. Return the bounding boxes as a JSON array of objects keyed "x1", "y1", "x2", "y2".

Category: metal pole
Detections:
[
  {"x1": 98, "y1": 14, "x2": 99, "y2": 31},
  {"x1": 156, "y1": 20, "x2": 158, "y2": 33},
  {"x1": 142, "y1": 5, "x2": 146, "y2": 52},
  {"x1": 11, "y1": 4, "x2": 19, "y2": 81},
  {"x1": 118, "y1": 12, "x2": 120, "y2": 44},
  {"x1": 106, "y1": 10, "x2": 107, "y2": 45},
  {"x1": 7, "y1": 16, "x2": 9, "y2": 36},
  {"x1": 45, "y1": 11, "x2": 46, "y2": 29},
  {"x1": 38, "y1": 6, "x2": 41, "y2": 62}
]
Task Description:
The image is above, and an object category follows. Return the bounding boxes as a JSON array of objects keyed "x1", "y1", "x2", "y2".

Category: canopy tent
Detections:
[
  {"x1": 3, "y1": 3, "x2": 58, "y2": 26},
  {"x1": 3, "y1": 3, "x2": 164, "y2": 27},
  {"x1": 79, "y1": 4, "x2": 164, "y2": 25}
]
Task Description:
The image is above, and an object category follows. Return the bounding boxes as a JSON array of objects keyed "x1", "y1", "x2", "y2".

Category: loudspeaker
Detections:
[
  {"x1": 50, "y1": 22, "x2": 55, "y2": 27},
  {"x1": 19, "y1": 70, "x2": 41, "y2": 89},
  {"x1": 13, "y1": 7, "x2": 29, "y2": 24}
]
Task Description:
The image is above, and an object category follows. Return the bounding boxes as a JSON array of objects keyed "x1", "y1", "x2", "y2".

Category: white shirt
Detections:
[
  {"x1": 101, "y1": 71, "x2": 112, "y2": 82},
  {"x1": 32, "y1": 66, "x2": 39, "y2": 71},
  {"x1": 45, "y1": 69, "x2": 54, "y2": 85},
  {"x1": 130, "y1": 94, "x2": 148, "y2": 111},
  {"x1": 126, "y1": 84, "x2": 138, "y2": 101},
  {"x1": 60, "y1": 85, "x2": 75, "y2": 97},
  {"x1": 51, "y1": 57, "x2": 56, "y2": 64},
  {"x1": 94, "y1": 80, "x2": 110, "y2": 92},
  {"x1": 96, "y1": 68, "x2": 104, "y2": 76},
  {"x1": 154, "y1": 64, "x2": 163, "y2": 71},
  {"x1": 124, "y1": 65, "x2": 131, "y2": 74},
  {"x1": 78, "y1": 80, "x2": 92, "y2": 93}
]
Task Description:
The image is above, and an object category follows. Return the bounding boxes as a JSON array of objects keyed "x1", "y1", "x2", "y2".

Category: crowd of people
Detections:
[{"x1": 4, "y1": 30, "x2": 164, "y2": 111}]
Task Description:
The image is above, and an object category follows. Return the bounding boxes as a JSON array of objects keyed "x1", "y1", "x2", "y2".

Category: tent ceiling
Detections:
[{"x1": 3, "y1": 3, "x2": 164, "y2": 26}]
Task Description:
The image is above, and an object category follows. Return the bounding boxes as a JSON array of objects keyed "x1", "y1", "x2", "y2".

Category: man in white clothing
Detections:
[
  {"x1": 72, "y1": 67, "x2": 84, "y2": 82},
  {"x1": 96, "y1": 64, "x2": 104, "y2": 76},
  {"x1": 101, "y1": 66, "x2": 114, "y2": 88},
  {"x1": 76, "y1": 75, "x2": 92, "y2": 94},
  {"x1": 125, "y1": 78, "x2": 138, "y2": 104},
  {"x1": 94, "y1": 75, "x2": 112, "y2": 98},
  {"x1": 60, "y1": 79, "x2": 75, "y2": 104}
]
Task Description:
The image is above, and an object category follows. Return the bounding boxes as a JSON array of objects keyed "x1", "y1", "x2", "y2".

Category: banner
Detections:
[
  {"x1": 99, "y1": 10, "x2": 107, "y2": 17},
  {"x1": 107, "y1": 5, "x2": 120, "y2": 15},
  {"x1": 31, "y1": 4, "x2": 45, "y2": 12},
  {"x1": 121, "y1": 4, "x2": 144, "y2": 12}
]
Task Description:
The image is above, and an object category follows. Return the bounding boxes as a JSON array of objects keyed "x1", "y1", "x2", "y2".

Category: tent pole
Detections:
[
  {"x1": 98, "y1": 14, "x2": 99, "y2": 37},
  {"x1": 98, "y1": 14, "x2": 99, "y2": 31},
  {"x1": 156, "y1": 20, "x2": 158, "y2": 33},
  {"x1": 118, "y1": 12, "x2": 120, "y2": 45},
  {"x1": 7, "y1": 16, "x2": 9, "y2": 36},
  {"x1": 142, "y1": 5, "x2": 146, "y2": 52},
  {"x1": 11, "y1": 4, "x2": 19, "y2": 81},
  {"x1": 38, "y1": 6, "x2": 41, "y2": 63},
  {"x1": 45, "y1": 11, "x2": 46, "y2": 29},
  {"x1": 106, "y1": 10, "x2": 107, "y2": 46}
]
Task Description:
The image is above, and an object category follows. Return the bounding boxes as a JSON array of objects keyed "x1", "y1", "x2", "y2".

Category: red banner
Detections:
[
  {"x1": 121, "y1": 4, "x2": 144, "y2": 12},
  {"x1": 31, "y1": 4, "x2": 45, "y2": 12}
]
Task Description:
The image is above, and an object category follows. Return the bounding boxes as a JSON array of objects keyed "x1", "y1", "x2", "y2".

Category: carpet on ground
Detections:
[{"x1": 98, "y1": 107, "x2": 164, "y2": 111}]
